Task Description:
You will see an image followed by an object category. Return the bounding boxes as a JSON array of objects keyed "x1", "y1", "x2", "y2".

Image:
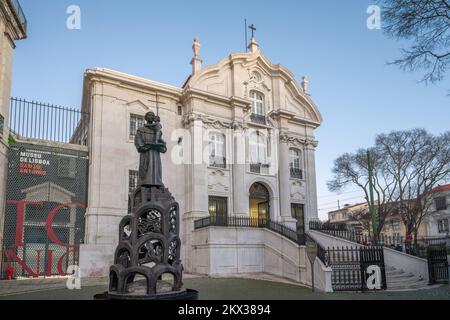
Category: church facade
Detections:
[{"x1": 77, "y1": 38, "x2": 323, "y2": 278}]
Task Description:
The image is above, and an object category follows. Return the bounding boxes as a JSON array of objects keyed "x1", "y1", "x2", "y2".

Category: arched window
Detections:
[
  {"x1": 289, "y1": 149, "x2": 303, "y2": 179},
  {"x1": 250, "y1": 91, "x2": 265, "y2": 124},
  {"x1": 208, "y1": 132, "x2": 226, "y2": 168}
]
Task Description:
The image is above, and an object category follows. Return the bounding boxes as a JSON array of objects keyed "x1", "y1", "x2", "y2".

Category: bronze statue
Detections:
[
  {"x1": 134, "y1": 112, "x2": 167, "y2": 187},
  {"x1": 95, "y1": 111, "x2": 198, "y2": 300}
]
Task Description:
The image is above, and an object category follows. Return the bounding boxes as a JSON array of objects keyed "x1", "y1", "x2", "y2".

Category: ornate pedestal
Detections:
[{"x1": 94, "y1": 186, "x2": 198, "y2": 300}]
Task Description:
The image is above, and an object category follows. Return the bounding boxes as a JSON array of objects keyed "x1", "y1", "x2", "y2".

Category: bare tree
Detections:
[
  {"x1": 379, "y1": 0, "x2": 450, "y2": 84},
  {"x1": 375, "y1": 129, "x2": 450, "y2": 242},
  {"x1": 346, "y1": 206, "x2": 372, "y2": 236},
  {"x1": 327, "y1": 148, "x2": 397, "y2": 240}
]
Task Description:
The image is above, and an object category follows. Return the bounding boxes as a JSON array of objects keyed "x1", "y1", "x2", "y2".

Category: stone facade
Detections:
[
  {"x1": 79, "y1": 38, "x2": 322, "y2": 277},
  {"x1": 0, "y1": 0, "x2": 26, "y2": 267},
  {"x1": 424, "y1": 185, "x2": 450, "y2": 238}
]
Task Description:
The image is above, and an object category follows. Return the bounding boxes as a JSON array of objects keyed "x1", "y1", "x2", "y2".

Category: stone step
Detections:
[
  {"x1": 387, "y1": 279, "x2": 428, "y2": 288},
  {"x1": 386, "y1": 276, "x2": 424, "y2": 285},
  {"x1": 385, "y1": 269, "x2": 408, "y2": 276},
  {"x1": 385, "y1": 272, "x2": 415, "y2": 280}
]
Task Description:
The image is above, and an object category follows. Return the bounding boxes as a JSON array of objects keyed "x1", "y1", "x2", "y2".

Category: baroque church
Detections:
[{"x1": 75, "y1": 36, "x2": 323, "y2": 282}]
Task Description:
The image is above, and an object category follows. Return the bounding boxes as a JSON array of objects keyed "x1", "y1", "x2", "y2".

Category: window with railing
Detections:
[
  {"x1": 249, "y1": 131, "x2": 269, "y2": 173},
  {"x1": 208, "y1": 132, "x2": 226, "y2": 168},
  {"x1": 250, "y1": 91, "x2": 265, "y2": 124},
  {"x1": 289, "y1": 149, "x2": 303, "y2": 179},
  {"x1": 129, "y1": 114, "x2": 144, "y2": 140}
]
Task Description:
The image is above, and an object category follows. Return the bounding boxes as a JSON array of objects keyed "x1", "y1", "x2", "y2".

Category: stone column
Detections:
[
  {"x1": 182, "y1": 117, "x2": 209, "y2": 273},
  {"x1": 278, "y1": 136, "x2": 296, "y2": 229},
  {"x1": 304, "y1": 141, "x2": 319, "y2": 230},
  {"x1": 232, "y1": 127, "x2": 248, "y2": 216}
]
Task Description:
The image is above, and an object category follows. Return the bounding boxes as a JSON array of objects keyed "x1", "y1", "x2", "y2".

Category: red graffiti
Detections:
[{"x1": 4, "y1": 200, "x2": 85, "y2": 277}]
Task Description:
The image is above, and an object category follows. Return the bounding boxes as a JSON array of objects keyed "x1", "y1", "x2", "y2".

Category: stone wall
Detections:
[{"x1": 192, "y1": 226, "x2": 333, "y2": 292}]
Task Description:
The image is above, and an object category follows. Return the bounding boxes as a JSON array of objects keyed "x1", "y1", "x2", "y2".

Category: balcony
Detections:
[
  {"x1": 250, "y1": 163, "x2": 270, "y2": 174},
  {"x1": 7, "y1": 0, "x2": 27, "y2": 37},
  {"x1": 209, "y1": 156, "x2": 226, "y2": 169},
  {"x1": 250, "y1": 113, "x2": 266, "y2": 125},
  {"x1": 290, "y1": 168, "x2": 303, "y2": 179}
]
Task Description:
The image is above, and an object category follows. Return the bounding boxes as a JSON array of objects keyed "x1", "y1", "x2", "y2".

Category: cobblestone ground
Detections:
[{"x1": 0, "y1": 277, "x2": 449, "y2": 300}]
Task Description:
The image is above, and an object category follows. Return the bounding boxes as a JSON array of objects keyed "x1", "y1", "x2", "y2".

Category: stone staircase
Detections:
[{"x1": 385, "y1": 266, "x2": 436, "y2": 291}]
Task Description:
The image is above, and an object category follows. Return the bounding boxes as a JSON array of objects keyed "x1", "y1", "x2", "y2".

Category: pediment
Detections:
[
  {"x1": 126, "y1": 99, "x2": 151, "y2": 111},
  {"x1": 22, "y1": 182, "x2": 75, "y2": 203},
  {"x1": 184, "y1": 49, "x2": 323, "y2": 126}
]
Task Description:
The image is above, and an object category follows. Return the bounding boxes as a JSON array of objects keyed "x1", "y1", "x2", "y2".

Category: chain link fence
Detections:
[{"x1": 1, "y1": 142, "x2": 88, "y2": 279}]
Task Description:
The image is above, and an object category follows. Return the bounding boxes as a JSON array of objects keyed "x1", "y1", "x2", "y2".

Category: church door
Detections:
[{"x1": 249, "y1": 183, "x2": 270, "y2": 227}]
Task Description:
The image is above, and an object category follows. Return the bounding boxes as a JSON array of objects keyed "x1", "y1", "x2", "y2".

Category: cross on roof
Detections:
[{"x1": 248, "y1": 24, "x2": 256, "y2": 38}]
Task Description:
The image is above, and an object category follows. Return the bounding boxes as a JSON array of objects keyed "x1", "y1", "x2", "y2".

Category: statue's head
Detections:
[{"x1": 145, "y1": 111, "x2": 156, "y2": 123}]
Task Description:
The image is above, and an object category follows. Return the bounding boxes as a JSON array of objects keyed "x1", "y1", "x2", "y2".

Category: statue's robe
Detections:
[{"x1": 134, "y1": 122, "x2": 167, "y2": 187}]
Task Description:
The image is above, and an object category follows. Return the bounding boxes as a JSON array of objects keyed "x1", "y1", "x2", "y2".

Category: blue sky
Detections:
[{"x1": 12, "y1": 0, "x2": 450, "y2": 220}]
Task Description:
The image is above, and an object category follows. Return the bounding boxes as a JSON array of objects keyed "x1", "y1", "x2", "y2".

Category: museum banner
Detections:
[{"x1": 1, "y1": 142, "x2": 88, "y2": 279}]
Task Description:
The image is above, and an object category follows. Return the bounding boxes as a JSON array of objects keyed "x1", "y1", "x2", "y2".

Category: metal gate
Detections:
[
  {"x1": 1, "y1": 142, "x2": 88, "y2": 279},
  {"x1": 327, "y1": 246, "x2": 386, "y2": 291},
  {"x1": 427, "y1": 244, "x2": 449, "y2": 284}
]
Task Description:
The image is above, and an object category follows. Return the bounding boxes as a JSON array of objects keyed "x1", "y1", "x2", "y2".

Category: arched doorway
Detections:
[{"x1": 249, "y1": 182, "x2": 270, "y2": 225}]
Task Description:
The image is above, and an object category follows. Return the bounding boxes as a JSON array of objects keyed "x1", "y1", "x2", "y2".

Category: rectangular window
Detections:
[
  {"x1": 435, "y1": 197, "x2": 447, "y2": 211},
  {"x1": 208, "y1": 196, "x2": 228, "y2": 221},
  {"x1": 438, "y1": 219, "x2": 449, "y2": 233},
  {"x1": 129, "y1": 170, "x2": 139, "y2": 194},
  {"x1": 129, "y1": 114, "x2": 144, "y2": 139},
  {"x1": 0, "y1": 113, "x2": 4, "y2": 140},
  {"x1": 291, "y1": 203, "x2": 305, "y2": 234}
]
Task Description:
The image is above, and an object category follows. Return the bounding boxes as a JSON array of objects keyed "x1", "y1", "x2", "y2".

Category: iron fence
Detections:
[
  {"x1": 427, "y1": 244, "x2": 449, "y2": 284},
  {"x1": 309, "y1": 220, "x2": 449, "y2": 259},
  {"x1": 9, "y1": 98, "x2": 89, "y2": 145},
  {"x1": 327, "y1": 246, "x2": 386, "y2": 291}
]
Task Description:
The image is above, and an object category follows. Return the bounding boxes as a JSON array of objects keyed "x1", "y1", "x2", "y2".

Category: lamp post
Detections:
[{"x1": 367, "y1": 150, "x2": 378, "y2": 245}]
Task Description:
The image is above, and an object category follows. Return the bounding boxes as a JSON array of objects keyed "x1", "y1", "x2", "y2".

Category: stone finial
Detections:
[
  {"x1": 247, "y1": 37, "x2": 260, "y2": 53},
  {"x1": 301, "y1": 76, "x2": 309, "y2": 94},
  {"x1": 192, "y1": 37, "x2": 200, "y2": 57},
  {"x1": 190, "y1": 37, "x2": 202, "y2": 74}
]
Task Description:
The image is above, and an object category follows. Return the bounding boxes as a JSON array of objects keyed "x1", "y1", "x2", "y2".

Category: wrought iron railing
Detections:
[
  {"x1": 326, "y1": 245, "x2": 387, "y2": 291},
  {"x1": 250, "y1": 113, "x2": 266, "y2": 124},
  {"x1": 194, "y1": 216, "x2": 306, "y2": 245},
  {"x1": 249, "y1": 163, "x2": 270, "y2": 174},
  {"x1": 305, "y1": 234, "x2": 328, "y2": 266},
  {"x1": 308, "y1": 220, "x2": 448, "y2": 258},
  {"x1": 209, "y1": 156, "x2": 226, "y2": 168},
  {"x1": 290, "y1": 168, "x2": 303, "y2": 179},
  {"x1": 7, "y1": 0, "x2": 27, "y2": 36},
  {"x1": 9, "y1": 98, "x2": 89, "y2": 145}
]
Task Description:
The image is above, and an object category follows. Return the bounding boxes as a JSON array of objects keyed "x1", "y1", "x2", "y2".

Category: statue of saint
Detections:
[{"x1": 134, "y1": 112, "x2": 167, "y2": 187}]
